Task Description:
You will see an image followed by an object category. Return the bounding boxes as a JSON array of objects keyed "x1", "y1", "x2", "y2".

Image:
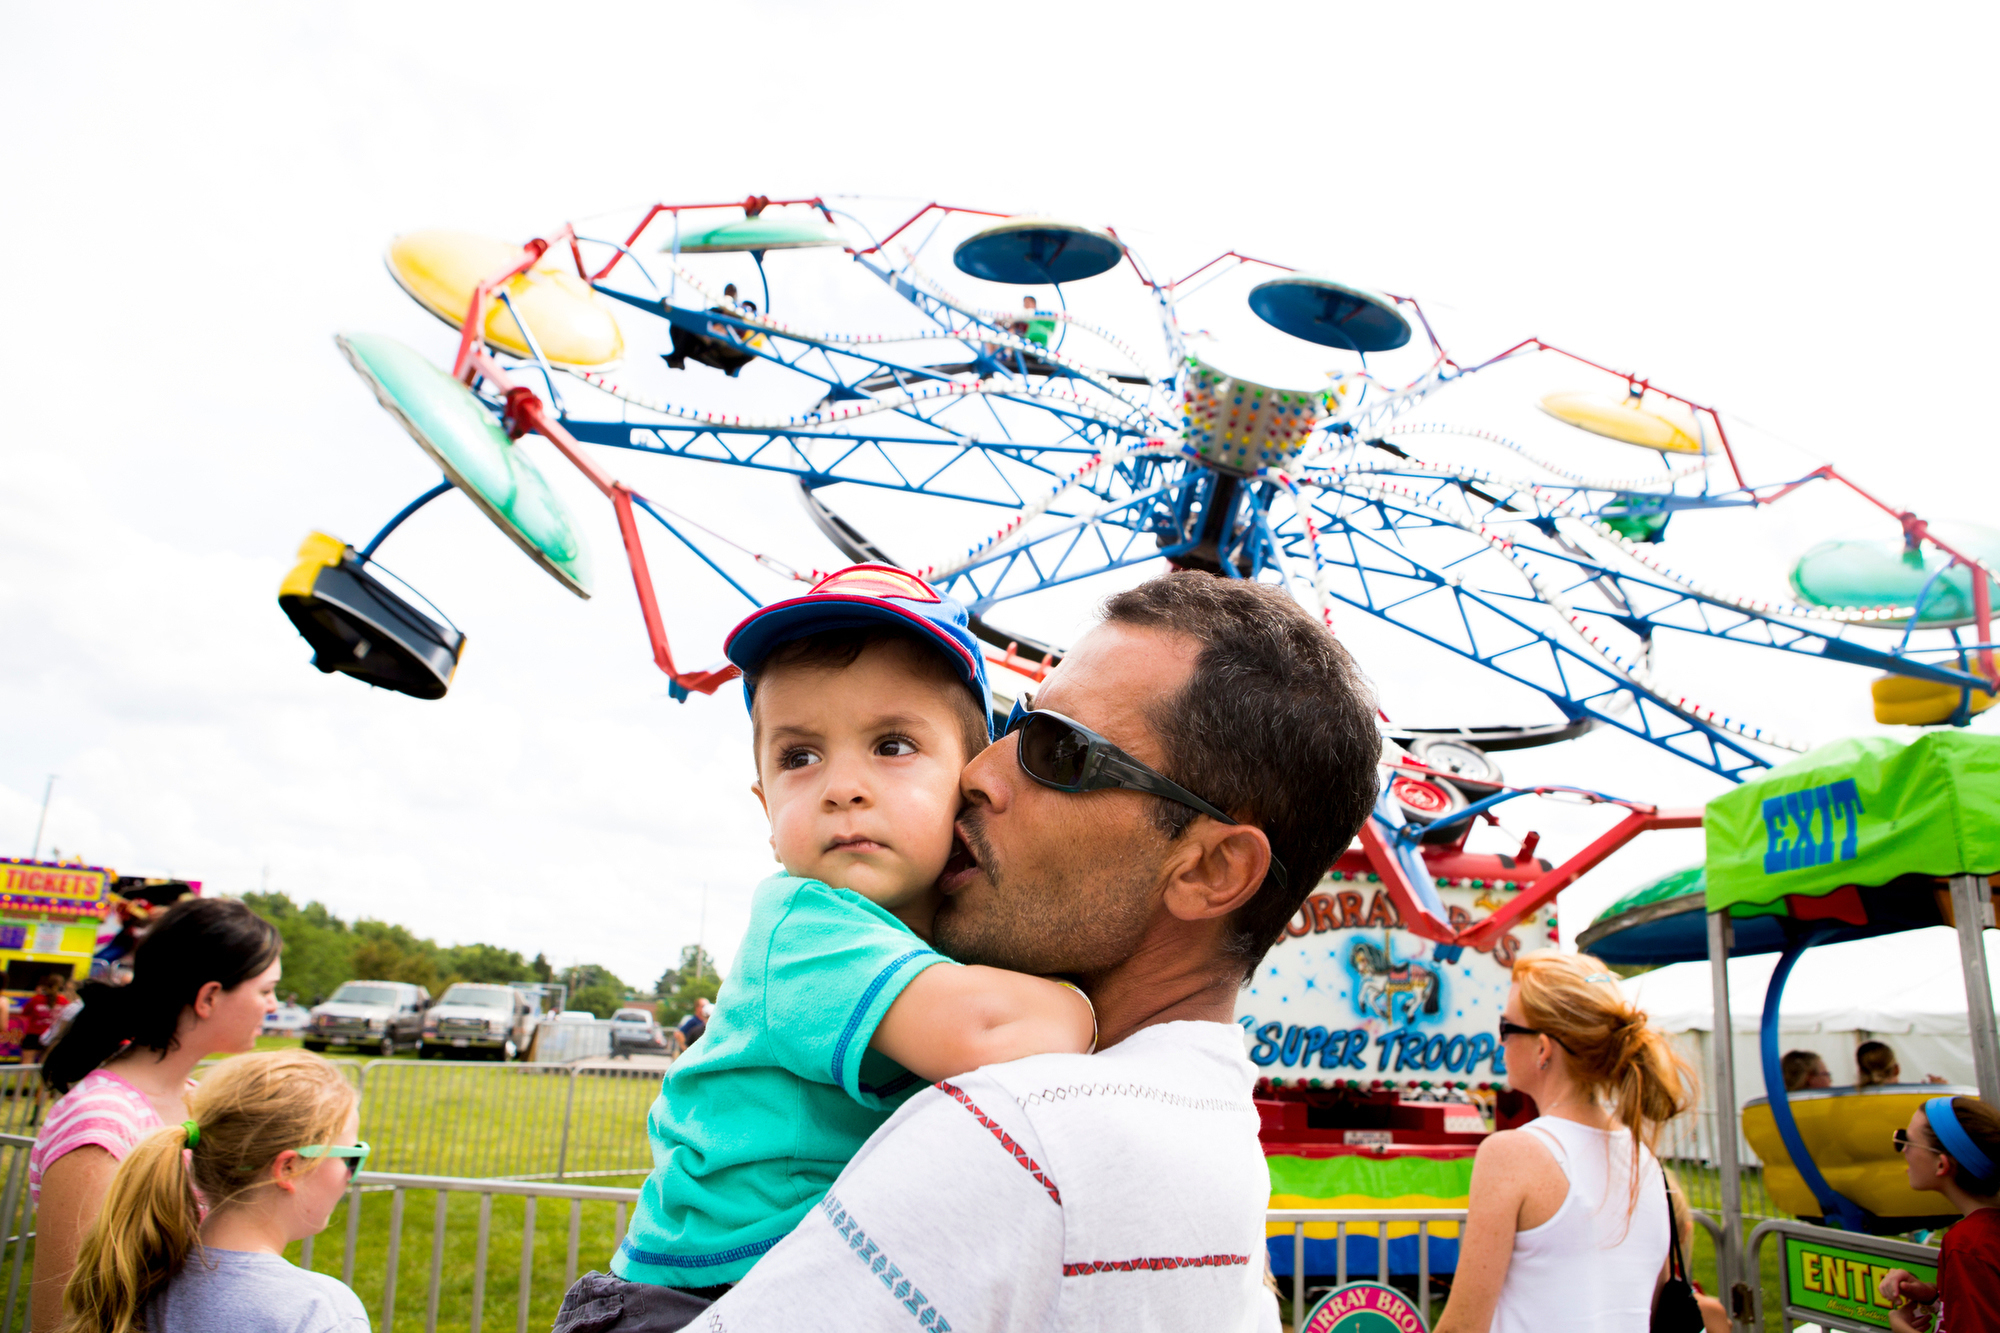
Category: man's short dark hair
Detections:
[
  {"x1": 745, "y1": 626, "x2": 990, "y2": 770},
  {"x1": 1101, "y1": 573, "x2": 1380, "y2": 980}
]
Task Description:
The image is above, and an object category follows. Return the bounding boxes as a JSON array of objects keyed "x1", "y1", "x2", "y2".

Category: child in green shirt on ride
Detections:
[{"x1": 603, "y1": 564, "x2": 1096, "y2": 1301}]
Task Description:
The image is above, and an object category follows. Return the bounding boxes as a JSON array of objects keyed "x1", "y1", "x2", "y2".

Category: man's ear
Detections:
[{"x1": 1160, "y1": 822, "x2": 1272, "y2": 923}]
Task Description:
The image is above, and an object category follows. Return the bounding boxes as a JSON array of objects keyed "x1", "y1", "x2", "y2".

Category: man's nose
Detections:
[{"x1": 960, "y1": 732, "x2": 1015, "y2": 813}]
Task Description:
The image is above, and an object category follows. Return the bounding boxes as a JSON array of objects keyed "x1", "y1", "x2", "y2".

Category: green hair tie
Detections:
[{"x1": 182, "y1": 1120, "x2": 199, "y2": 1147}]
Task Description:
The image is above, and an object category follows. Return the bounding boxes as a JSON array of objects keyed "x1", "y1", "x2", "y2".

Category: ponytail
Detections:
[
  {"x1": 57, "y1": 1123, "x2": 201, "y2": 1333},
  {"x1": 1513, "y1": 949, "x2": 1697, "y2": 1213},
  {"x1": 44, "y1": 897, "x2": 281, "y2": 1095},
  {"x1": 1856, "y1": 1041, "x2": 1898, "y2": 1089},
  {"x1": 57, "y1": 1051, "x2": 356, "y2": 1333},
  {"x1": 1920, "y1": 1096, "x2": 2000, "y2": 1196}
]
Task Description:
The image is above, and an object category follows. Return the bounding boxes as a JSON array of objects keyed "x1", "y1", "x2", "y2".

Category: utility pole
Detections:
[
  {"x1": 695, "y1": 883, "x2": 708, "y2": 981},
  {"x1": 30, "y1": 776, "x2": 56, "y2": 861}
]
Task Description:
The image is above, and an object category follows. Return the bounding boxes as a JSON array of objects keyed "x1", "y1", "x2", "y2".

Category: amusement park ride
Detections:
[
  {"x1": 279, "y1": 191, "x2": 1996, "y2": 940},
  {"x1": 277, "y1": 194, "x2": 2000, "y2": 1289}
]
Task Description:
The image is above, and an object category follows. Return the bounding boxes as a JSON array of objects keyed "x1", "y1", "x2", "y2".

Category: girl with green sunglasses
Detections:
[{"x1": 58, "y1": 1049, "x2": 371, "y2": 1333}]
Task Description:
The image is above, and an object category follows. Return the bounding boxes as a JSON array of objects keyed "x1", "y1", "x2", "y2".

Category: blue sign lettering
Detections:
[
  {"x1": 1240, "y1": 1022, "x2": 1504, "y2": 1075},
  {"x1": 1761, "y1": 779, "x2": 1864, "y2": 874}
]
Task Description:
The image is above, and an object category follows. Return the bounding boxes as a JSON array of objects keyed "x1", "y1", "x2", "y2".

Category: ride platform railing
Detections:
[{"x1": 1269, "y1": 1208, "x2": 1465, "y2": 1325}]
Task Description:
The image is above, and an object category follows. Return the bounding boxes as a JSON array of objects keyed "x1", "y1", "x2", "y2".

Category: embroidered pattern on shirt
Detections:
[
  {"x1": 1062, "y1": 1253, "x2": 1252, "y2": 1277},
  {"x1": 934, "y1": 1079, "x2": 1062, "y2": 1205},
  {"x1": 831, "y1": 950, "x2": 932, "y2": 1088},
  {"x1": 817, "y1": 1192, "x2": 954, "y2": 1330},
  {"x1": 1017, "y1": 1082, "x2": 1248, "y2": 1114}
]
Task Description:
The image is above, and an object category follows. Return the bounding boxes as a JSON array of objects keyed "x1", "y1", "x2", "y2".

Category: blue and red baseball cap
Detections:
[{"x1": 723, "y1": 564, "x2": 991, "y2": 732}]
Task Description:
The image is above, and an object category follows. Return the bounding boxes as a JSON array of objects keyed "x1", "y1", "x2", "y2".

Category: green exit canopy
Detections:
[{"x1": 1705, "y1": 732, "x2": 2000, "y2": 918}]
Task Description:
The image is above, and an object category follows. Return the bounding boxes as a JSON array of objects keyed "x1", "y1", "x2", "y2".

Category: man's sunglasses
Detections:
[
  {"x1": 1004, "y1": 699, "x2": 1288, "y2": 893},
  {"x1": 299, "y1": 1141, "x2": 373, "y2": 1179}
]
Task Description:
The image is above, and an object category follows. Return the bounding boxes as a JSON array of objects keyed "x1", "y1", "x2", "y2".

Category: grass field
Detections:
[{"x1": 246, "y1": 1037, "x2": 662, "y2": 1180}]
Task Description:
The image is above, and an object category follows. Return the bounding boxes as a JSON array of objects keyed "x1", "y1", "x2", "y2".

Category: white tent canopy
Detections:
[{"x1": 1621, "y1": 926, "x2": 1992, "y2": 1102}]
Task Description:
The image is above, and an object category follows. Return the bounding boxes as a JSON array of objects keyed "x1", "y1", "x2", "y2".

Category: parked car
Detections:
[
  {"x1": 551, "y1": 1010, "x2": 599, "y2": 1023},
  {"x1": 263, "y1": 1003, "x2": 312, "y2": 1035},
  {"x1": 305, "y1": 980, "x2": 429, "y2": 1058},
  {"x1": 609, "y1": 1006, "x2": 668, "y2": 1058},
  {"x1": 421, "y1": 982, "x2": 536, "y2": 1061}
]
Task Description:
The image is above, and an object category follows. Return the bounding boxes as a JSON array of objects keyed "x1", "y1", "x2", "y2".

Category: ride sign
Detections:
[
  {"x1": 1237, "y1": 879, "x2": 1543, "y2": 1085},
  {"x1": 1301, "y1": 1282, "x2": 1430, "y2": 1333},
  {"x1": 1782, "y1": 1234, "x2": 1935, "y2": 1331}
]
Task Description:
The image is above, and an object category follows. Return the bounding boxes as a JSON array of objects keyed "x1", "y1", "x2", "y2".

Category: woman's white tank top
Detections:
[{"x1": 1489, "y1": 1118, "x2": 1669, "y2": 1333}]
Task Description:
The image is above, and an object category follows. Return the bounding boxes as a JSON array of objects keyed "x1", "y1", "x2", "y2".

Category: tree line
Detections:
[{"x1": 242, "y1": 893, "x2": 644, "y2": 1018}]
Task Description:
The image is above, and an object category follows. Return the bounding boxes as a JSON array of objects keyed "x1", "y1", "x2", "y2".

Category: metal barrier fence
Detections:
[
  {"x1": 0, "y1": 1147, "x2": 1474, "y2": 1333},
  {"x1": 351, "y1": 1060, "x2": 660, "y2": 1181},
  {"x1": 0, "y1": 1122, "x2": 1922, "y2": 1333},
  {"x1": 1664, "y1": 1154, "x2": 1785, "y2": 1229},
  {"x1": 0, "y1": 1057, "x2": 659, "y2": 1184},
  {"x1": 1746, "y1": 1217, "x2": 1937, "y2": 1333},
  {"x1": 1269, "y1": 1208, "x2": 1464, "y2": 1325},
  {"x1": 0, "y1": 1135, "x2": 33, "y2": 1333}
]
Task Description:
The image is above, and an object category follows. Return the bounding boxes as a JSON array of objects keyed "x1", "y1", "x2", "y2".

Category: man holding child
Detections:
[{"x1": 556, "y1": 566, "x2": 1381, "y2": 1332}]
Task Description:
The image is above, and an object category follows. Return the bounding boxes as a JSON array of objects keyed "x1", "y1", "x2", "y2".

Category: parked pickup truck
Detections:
[
  {"x1": 305, "y1": 981, "x2": 429, "y2": 1058},
  {"x1": 421, "y1": 982, "x2": 536, "y2": 1061}
]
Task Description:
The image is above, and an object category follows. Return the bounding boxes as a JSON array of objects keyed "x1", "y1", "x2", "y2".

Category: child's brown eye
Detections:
[
  {"x1": 779, "y1": 748, "x2": 821, "y2": 770},
  {"x1": 877, "y1": 736, "x2": 918, "y2": 757}
]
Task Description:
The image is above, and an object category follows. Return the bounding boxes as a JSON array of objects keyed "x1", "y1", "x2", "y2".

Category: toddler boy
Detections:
[{"x1": 595, "y1": 565, "x2": 1095, "y2": 1313}]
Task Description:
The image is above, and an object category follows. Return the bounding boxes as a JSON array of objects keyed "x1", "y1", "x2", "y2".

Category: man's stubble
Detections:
[{"x1": 933, "y1": 805, "x2": 1160, "y2": 978}]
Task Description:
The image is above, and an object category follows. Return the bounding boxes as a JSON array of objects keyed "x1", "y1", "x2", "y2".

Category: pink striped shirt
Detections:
[{"x1": 29, "y1": 1069, "x2": 168, "y2": 1201}]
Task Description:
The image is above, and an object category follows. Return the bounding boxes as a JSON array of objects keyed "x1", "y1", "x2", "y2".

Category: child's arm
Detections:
[{"x1": 869, "y1": 965, "x2": 1095, "y2": 1081}]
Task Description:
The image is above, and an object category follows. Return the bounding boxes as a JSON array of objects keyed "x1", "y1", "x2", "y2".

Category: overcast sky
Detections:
[{"x1": 3, "y1": 4, "x2": 1994, "y2": 992}]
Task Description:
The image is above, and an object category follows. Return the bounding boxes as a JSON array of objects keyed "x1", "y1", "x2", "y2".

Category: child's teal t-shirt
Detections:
[{"x1": 613, "y1": 873, "x2": 948, "y2": 1288}]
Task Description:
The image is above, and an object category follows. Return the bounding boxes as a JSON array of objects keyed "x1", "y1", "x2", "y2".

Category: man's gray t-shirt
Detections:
[{"x1": 148, "y1": 1248, "x2": 370, "y2": 1333}]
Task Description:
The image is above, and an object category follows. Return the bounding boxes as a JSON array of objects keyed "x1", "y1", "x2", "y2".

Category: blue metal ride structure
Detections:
[{"x1": 350, "y1": 197, "x2": 1998, "y2": 785}]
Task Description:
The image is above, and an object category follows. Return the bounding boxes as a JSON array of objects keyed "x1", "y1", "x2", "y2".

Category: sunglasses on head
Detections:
[
  {"x1": 1004, "y1": 698, "x2": 1288, "y2": 893},
  {"x1": 299, "y1": 1141, "x2": 372, "y2": 1179}
]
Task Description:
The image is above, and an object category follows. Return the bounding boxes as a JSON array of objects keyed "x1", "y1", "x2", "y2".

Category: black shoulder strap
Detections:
[{"x1": 1663, "y1": 1168, "x2": 1688, "y2": 1280}]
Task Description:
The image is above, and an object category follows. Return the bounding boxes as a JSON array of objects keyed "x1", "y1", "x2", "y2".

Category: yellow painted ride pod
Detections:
[
  {"x1": 1743, "y1": 1085, "x2": 1977, "y2": 1219},
  {"x1": 386, "y1": 230, "x2": 624, "y2": 371},
  {"x1": 1539, "y1": 392, "x2": 1704, "y2": 454},
  {"x1": 1872, "y1": 673, "x2": 1996, "y2": 725}
]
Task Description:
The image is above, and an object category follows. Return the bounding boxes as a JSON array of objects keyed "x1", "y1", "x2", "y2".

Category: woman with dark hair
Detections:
[
  {"x1": 27, "y1": 896, "x2": 281, "y2": 1331},
  {"x1": 1879, "y1": 1095, "x2": 2000, "y2": 1333}
]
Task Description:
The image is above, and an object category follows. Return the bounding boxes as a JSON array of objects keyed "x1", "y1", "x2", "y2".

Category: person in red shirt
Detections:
[
  {"x1": 19, "y1": 973, "x2": 64, "y2": 1066},
  {"x1": 1880, "y1": 1095, "x2": 2000, "y2": 1333}
]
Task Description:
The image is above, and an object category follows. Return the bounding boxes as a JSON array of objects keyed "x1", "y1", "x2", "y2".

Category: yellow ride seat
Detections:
[
  {"x1": 386, "y1": 230, "x2": 624, "y2": 371},
  {"x1": 1743, "y1": 1085, "x2": 1977, "y2": 1219},
  {"x1": 1871, "y1": 673, "x2": 1995, "y2": 725},
  {"x1": 1539, "y1": 391, "x2": 1704, "y2": 454}
]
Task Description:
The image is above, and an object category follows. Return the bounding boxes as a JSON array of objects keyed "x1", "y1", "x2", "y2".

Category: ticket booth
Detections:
[{"x1": 0, "y1": 859, "x2": 115, "y2": 1062}]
